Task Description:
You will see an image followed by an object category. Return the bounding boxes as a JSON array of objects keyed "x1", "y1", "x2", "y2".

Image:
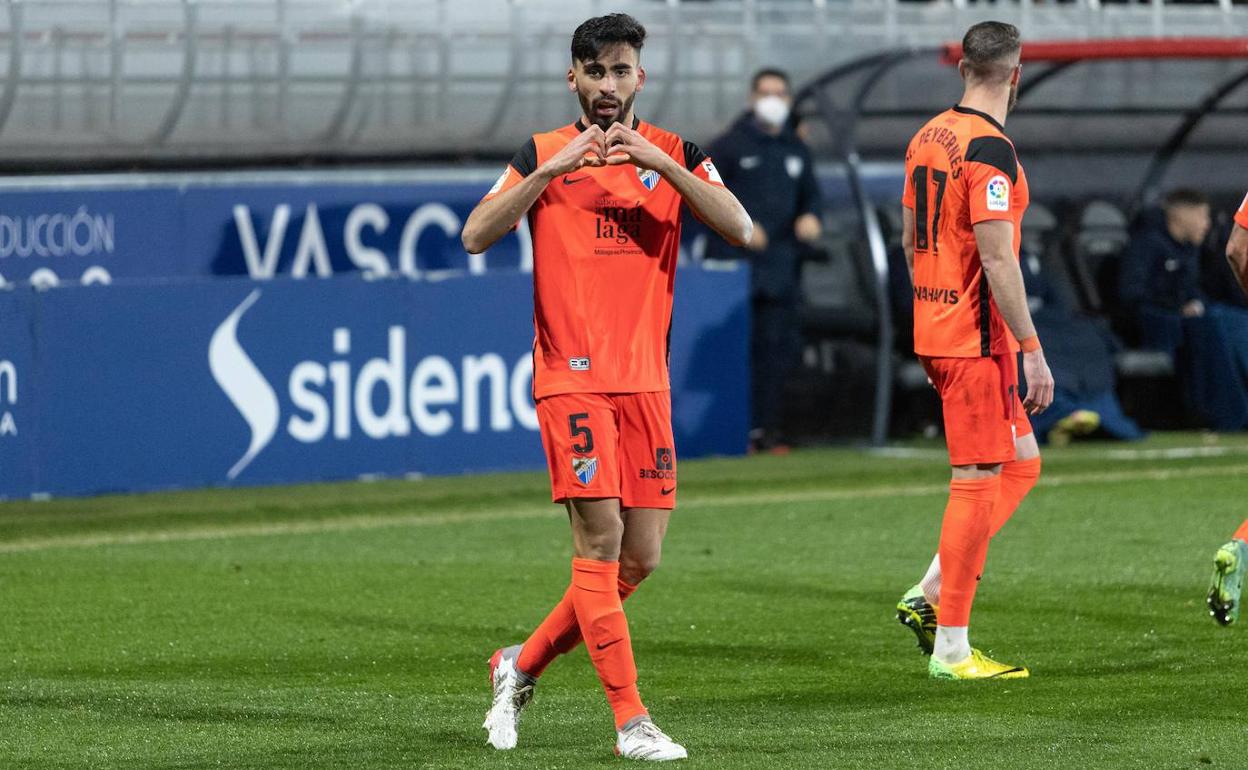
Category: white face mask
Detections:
[{"x1": 753, "y1": 95, "x2": 790, "y2": 128}]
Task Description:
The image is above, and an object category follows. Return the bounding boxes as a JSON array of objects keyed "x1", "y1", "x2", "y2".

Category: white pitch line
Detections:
[
  {"x1": 1100, "y1": 446, "x2": 1238, "y2": 460},
  {"x1": 0, "y1": 463, "x2": 1244, "y2": 555},
  {"x1": 873, "y1": 444, "x2": 1248, "y2": 462}
]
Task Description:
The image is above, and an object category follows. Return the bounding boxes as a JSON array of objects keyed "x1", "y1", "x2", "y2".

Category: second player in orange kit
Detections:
[
  {"x1": 894, "y1": 21, "x2": 1055, "y2": 681},
  {"x1": 1207, "y1": 192, "x2": 1248, "y2": 626}
]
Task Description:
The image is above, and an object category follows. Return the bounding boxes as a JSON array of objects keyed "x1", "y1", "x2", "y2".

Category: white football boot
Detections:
[
  {"x1": 615, "y1": 717, "x2": 688, "y2": 761},
  {"x1": 482, "y1": 645, "x2": 534, "y2": 750}
]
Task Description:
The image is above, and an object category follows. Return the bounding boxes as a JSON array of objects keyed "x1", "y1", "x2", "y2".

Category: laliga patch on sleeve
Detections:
[
  {"x1": 488, "y1": 167, "x2": 510, "y2": 195},
  {"x1": 986, "y1": 175, "x2": 1010, "y2": 212},
  {"x1": 702, "y1": 159, "x2": 723, "y2": 185}
]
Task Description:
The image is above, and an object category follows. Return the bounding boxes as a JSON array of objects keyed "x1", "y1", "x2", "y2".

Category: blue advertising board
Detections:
[
  {"x1": 0, "y1": 171, "x2": 536, "y2": 287},
  {"x1": 0, "y1": 166, "x2": 904, "y2": 287},
  {"x1": 0, "y1": 266, "x2": 749, "y2": 499}
]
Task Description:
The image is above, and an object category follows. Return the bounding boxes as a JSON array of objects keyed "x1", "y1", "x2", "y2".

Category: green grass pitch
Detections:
[{"x1": 2, "y1": 433, "x2": 1247, "y2": 768}]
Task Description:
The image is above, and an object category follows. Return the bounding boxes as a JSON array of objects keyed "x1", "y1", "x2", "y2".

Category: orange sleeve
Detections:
[
  {"x1": 692, "y1": 156, "x2": 726, "y2": 187},
  {"x1": 480, "y1": 137, "x2": 539, "y2": 204},
  {"x1": 964, "y1": 135, "x2": 1018, "y2": 225},
  {"x1": 681, "y1": 139, "x2": 725, "y2": 188},
  {"x1": 480, "y1": 164, "x2": 525, "y2": 203},
  {"x1": 1236, "y1": 191, "x2": 1248, "y2": 230}
]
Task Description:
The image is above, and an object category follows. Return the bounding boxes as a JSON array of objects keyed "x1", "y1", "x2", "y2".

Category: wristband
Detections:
[{"x1": 1020, "y1": 335, "x2": 1041, "y2": 353}]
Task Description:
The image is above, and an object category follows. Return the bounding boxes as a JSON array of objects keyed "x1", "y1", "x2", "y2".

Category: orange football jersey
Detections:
[
  {"x1": 902, "y1": 106, "x2": 1029, "y2": 358},
  {"x1": 483, "y1": 118, "x2": 723, "y2": 400},
  {"x1": 1236, "y1": 190, "x2": 1248, "y2": 230}
]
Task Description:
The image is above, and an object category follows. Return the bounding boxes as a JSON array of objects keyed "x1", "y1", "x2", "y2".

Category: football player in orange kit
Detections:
[
  {"x1": 461, "y1": 13, "x2": 750, "y2": 760},
  {"x1": 894, "y1": 21, "x2": 1054, "y2": 679},
  {"x1": 1208, "y1": 192, "x2": 1248, "y2": 626}
]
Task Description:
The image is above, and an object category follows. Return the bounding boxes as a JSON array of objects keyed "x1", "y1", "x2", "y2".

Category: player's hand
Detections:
[
  {"x1": 746, "y1": 220, "x2": 768, "y2": 253},
  {"x1": 603, "y1": 122, "x2": 671, "y2": 172},
  {"x1": 1021, "y1": 348, "x2": 1054, "y2": 416},
  {"x1": 539, "y1": 124, "x2": 608, "y2": 178}
]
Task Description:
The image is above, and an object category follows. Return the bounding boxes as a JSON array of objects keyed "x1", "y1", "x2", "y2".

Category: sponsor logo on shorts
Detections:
[
  {"x1": 573, "y1": 455, "x2": 599, "y2": 485},
  {"x1": 569, "y1": 357, "x2": 591, "y2": 371},
  {"x1": 986, "y1": 175, "x2": 1010, "y2": 212},
  {"x1": 655, "y1": 447, "x2": 673, "y2": 470},
  {"x1": 639, "y1": 448, "x2": 676, "y2": 481},
  {"x1": 661, "y1": 486, "x2": 675, "y2": 496}
]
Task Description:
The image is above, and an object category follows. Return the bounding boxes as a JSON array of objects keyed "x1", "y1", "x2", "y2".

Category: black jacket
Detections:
[{"x1": 705, "y1": 114, "x2": 822, "y2": 301}]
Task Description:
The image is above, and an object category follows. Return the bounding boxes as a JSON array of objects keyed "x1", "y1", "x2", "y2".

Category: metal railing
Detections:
[{"x1": 0, "y1": 0, "x2": 1241, "y2": 165}]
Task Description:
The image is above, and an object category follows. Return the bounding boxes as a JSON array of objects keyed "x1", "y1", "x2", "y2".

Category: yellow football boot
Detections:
[{"x1": 928, "y1": 648, "x2": 1029, "y2": 680}]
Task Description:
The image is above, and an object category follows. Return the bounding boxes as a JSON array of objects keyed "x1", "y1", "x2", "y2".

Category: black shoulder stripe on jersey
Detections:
[
  {"x1": 979, "y1": 275, "x2": 992, "y2": 357},
  {"x1": 510, "y1": 138, "x2": 538, "y2": 177},
  {"x1": 682, "y1": 140, "x2": 707, "y2": 172},
  {"x1": 965, "y1": 136, "x2": 1017, "y2": 185}
]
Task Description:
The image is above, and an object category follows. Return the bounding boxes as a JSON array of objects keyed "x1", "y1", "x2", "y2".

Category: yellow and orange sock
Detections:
[
  {"x1": 988, "y1": 456, "x2": 1041, "y2": 538},
  {"x1": 1234, "y1": 519, "x2": 1248, "y2": 543},
  {"x1": 937, "y1": 476, "x2": 1001, "y2": 628},
  {"x1": 516, "y1": 578, "x2": 639, "y2": 679},
  {"x1": 570, "y1": 557, "x2": 647, "y2": 729}
]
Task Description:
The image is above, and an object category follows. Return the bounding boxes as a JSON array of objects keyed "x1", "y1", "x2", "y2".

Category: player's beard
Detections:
[
  {"x1": 1007, "y1": 82, "x2": 1019, "y2": 113},
  {"x1": 579, "y1": 91, "x2": 636, "y2": 131}
]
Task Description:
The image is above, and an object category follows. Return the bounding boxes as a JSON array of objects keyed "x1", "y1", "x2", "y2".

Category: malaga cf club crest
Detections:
[
  {"x1": 572, "y1": 456, "x2": 599, "y2": 486},
  {"x1": 637, "y1": 167, "x2": 660, "y2": 191}
]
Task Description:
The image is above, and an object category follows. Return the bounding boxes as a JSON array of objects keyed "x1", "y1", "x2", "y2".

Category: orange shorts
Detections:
[
  {"x1": 920, "y1": 354, "x2": 1034, "y2": 467},
  {"x1": 536, "y1": 391, "x2": 677, "y2": 509}
]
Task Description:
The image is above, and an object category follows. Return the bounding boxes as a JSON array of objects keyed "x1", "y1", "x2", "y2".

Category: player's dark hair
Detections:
[
  {"x1": 961, "y1": 21, "x2": 1021, "y2": 82},
  {"x1": 751, "y1": 67, "x2": 791, "y2": 92},
  {"x1": 570, "y1": 14, "x2": 646, "y2": 63},
  {"x1": 1164, "y1": 188, "x2": 1210, "y2": 209}
]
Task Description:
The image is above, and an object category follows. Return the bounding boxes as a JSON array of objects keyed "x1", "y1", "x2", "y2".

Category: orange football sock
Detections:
[
  {"x1": 516, "y1": 578, "x2": 639, "y2": 679},
  {"x1": 570, "y1": 557, "x2": 647, "y2": 729},
  {"x1": 988, "y1": 457, "x2": 1041, "y2": 538},
  {"x1": 938, "y1": 476, "x2": 1001, "y2": 627},
  {"x1": 1234, "y1": 519, "x2": 1248, "y2": 543}
]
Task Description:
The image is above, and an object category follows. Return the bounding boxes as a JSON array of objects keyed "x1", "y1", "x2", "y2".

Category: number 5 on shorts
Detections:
[{"x1": 569, "y1": 413, "x2": 594, "y2": 454}]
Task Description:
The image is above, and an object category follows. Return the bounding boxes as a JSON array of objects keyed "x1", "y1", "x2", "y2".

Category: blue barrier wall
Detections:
[
  {"x1": 0, "y1": 172, "x2": 750, "y2": 498},
  {"x1": 0, "y1": 172, "x2": 534, "y2": 286},
  {"x1": 0, "y1": 166, "x2": 905, "y2": 287}
]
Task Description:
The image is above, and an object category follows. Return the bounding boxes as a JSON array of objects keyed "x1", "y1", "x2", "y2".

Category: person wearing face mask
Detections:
[
  {"x1": 1119, "y1": 188, "x2": 1248, "y2": 430},
  {"x1": 706, "y1": 67, "x2": 824, "y2": 454}
]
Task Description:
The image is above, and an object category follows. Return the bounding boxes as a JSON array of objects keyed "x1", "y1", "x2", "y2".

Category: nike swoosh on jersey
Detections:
[
  {"x1": 661, "y1": 487, "x2": 676, "y2": 496},
  {"x1": 563, "y1": 175, "x2": 590, "y2": 185}
]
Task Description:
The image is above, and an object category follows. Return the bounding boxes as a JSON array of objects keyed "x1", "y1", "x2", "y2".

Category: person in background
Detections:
[
  {"x1": 707, "y1": 67, "x2": 824, "y2": 454},
  {"x1": 1119, "y1": 189, "x2": 1248, "y2": 431},
  {"x1": 1020, "y1": 251, "x2": 1143, "y2": 445}
]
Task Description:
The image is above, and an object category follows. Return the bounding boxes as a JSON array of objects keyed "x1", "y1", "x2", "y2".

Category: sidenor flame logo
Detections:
[{"x1": 209, "y1": 290, "x2": 279, "y2": 479}]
